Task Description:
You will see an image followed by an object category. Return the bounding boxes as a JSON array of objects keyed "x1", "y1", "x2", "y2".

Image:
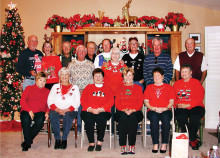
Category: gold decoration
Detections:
[
  {"x1": 95, "y1": 11, "x2": 105, "y2": 27},
  {"x1": 171, "y1": 25, "x2": 179, "y2": 32},
  {"x1": 122, "y1": 0, "x2": 138, "y2": 27},
  {"x1": 54, "y1": 25, "x2": 63, "y2": 32}
]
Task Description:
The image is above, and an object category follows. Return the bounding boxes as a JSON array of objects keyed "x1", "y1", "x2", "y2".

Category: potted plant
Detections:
[
  {"x1": 165, "y1": 12, "x2": 190, "y2": 31},
  {"x1": 44, "y1": 14, "x2": 69, "y2": 32},
  {"x1": 81, "y1": 14, "x2": 98, "y2": 27},
  {"x1": 68, "y1": 14, "x2": 82, "y2": 31}
]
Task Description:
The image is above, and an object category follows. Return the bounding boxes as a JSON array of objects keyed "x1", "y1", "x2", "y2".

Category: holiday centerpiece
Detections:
[
  {"x1": 165, "y1": 12, "x2": 190, "y2": 31},
  {"x1": 44, "y1": 14, "x2": 69, "y2": 32}
]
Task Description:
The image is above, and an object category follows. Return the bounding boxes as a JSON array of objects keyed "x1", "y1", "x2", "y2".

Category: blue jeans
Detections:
[
  {"x1": 77, "y1": 105, "x2": 82, "y2": 132},
  {"x1": 133, "y1": 81, "x2": 144, "y2": 92},
  {"x1": 22, "y1": 78, "x2": 35, "y2": 91},
  {"x1": 49, "y1": 110, "x2": 77, "y2": 140}
]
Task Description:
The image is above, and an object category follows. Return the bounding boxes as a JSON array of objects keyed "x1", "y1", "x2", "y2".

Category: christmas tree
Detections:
[{"x1": 0, "y1": 2, "x2": 25, "y2": 119}]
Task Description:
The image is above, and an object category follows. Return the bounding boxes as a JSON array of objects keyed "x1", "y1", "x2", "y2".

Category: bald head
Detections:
[
  {"x1": 27, "y1": 35, "x2": 38, "y2": 51},
  {"x1": 185, "y1": 38, "x2": 195, "y2": 54}
]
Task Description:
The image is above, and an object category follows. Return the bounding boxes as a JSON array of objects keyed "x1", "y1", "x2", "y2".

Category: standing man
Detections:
[
  {"x1": 16, "y1": 35, "x2": 43, "y2": 90},
  {"x1": 122, "y1": 37, "x2": 145, "y2": 90},
  {"x1": 94, "y1": 39, "x2": 112, "y2": 68},
  {"x1": 174, "y1": 38, "x2": 208, "y2": 84},
  {"x1": 59, "y1": 41, "x2": 75, "y2": 67},
  {"x1": 85, "y1": 41, "x2": 97, "y2": 63},
  {"x1": 143, "y1": 37, "x2": 173, "y2": 85},
  {"x1": 68, "y1": 45, "x2": 95, "y2": 133}
]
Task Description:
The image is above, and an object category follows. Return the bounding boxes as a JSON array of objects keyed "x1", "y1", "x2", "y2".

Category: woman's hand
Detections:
[
  {"x1": 55, "y1": 108, "x2": 66, "y2": 116},
  {"x1": 88, "y1": 108, "x2": 100, "y2": 114},
  {"x1": 45, "y1": 112, "x2": 49, "y2": 121},
  {"x1": 29, "y1": 111, "x2": 34, "y2": 120},
  {"x1": 177, "y1": 103, "x2": 190, "y2": 109},
  {"x1": 155, "y1": 107, "x2": 169, "y2": 113},
  {"x1": 123, "y1": 109, "x2": 136, "y2": 115}
]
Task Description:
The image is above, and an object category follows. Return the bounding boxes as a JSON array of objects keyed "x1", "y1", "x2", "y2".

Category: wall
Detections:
[{"x1": 1, "y1": 0, "x2": 220, "y2": 54}]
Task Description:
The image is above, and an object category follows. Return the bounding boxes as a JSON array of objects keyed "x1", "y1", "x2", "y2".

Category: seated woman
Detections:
[
  {"x1": 173, "y1": 63, "x2": 205, "y2": 150},
  {"x1": 115, "y1": 67, "x2": 143, "y2": 155},
  {"x1": 20, "y1": 71, "x2": 50, "y2": 151},
  {"x1": 48, "y1": 67, "x2": 80, "y2": 150},
  {"x1": 144, "y1": 67, "x2": 175, "y2": 153},
  {"x1": 81, "y1": 68, "x2": 114, "y2": 152},
  {"x1": 41, "y1": 41, "x2": 62, "y2": 90}
]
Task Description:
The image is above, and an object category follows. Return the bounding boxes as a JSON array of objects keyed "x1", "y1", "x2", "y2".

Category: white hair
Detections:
[
  {"x1": 58, "y1": 67, "x2": 70, "y2": 77},
  {"x1": 152, "y1": 37, "x2": 163, "y2": 45},
  {"x1": 76, "y1": 45, "x2": 87, "y2": 52}
]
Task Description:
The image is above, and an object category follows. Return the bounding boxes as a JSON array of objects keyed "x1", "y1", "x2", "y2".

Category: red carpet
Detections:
[{"x1": 0, "y1": 120, "x2": 22, "y2": 132}]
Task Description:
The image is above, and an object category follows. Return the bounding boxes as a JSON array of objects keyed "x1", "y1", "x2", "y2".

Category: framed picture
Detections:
[
  {"x1": 195, "y1": 46, "x2": 201, "y2": 52},
  {"x1": 189, "y1": 33, "x2": 201, "y2": 43}
]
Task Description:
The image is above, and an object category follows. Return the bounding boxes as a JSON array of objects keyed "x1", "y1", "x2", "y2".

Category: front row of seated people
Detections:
[{"x1": 20, "y1": 63, "x2": 205, "y2": 154}]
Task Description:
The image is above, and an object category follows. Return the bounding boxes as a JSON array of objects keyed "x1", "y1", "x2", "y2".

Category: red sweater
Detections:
[
  {"x1": 102, "y1": 61, "x2": 126, "y2": 95},
  {"x1": 41, "y1": 56, "x2": 62, "y2": 84},
  {"x1": 144, "y1": 83, "x2": 175, "y2": 108},
  {"x1": 81, "y1": 84, "x2": 114, "y2": 112},
  {"x1": 20, "y1": 84, "x2": 50, "y2": 113},
  {"x1": 115, "y1": 84, "x2": 143, "y2": 111},
  {"x1": 173, "y1": 78, "x2": 205, "y2": 109}
]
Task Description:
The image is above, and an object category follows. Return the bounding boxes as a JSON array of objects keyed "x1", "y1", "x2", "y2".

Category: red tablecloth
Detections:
[{"x1": 0, "y1": 120, "x2": 22, "y2": 132}]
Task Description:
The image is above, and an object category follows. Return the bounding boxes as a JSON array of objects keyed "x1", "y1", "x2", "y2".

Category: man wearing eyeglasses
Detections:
[
  {"x1": 68, "y1": 45, "x2": 95, "y2": 134},
  {"x1": 143, "y1": 37, "x2": 173, "y2": 85}
]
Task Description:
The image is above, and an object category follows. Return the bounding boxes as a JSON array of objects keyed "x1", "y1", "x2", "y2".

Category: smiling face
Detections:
[
  {"x1": 76, "y1": 46, "x2": 86, "y2": 61},
  {"x1": 181, "y1": 67, "x2": 192, "y2": 81},
  {"x1": 153, "y1": 72, "x2": 164, "y2": 85},
  {"x1": 102, "y1": 40, "x2": 111, "y2": 53},
  {"x1": 87, "y1": 42, "x2": 96, "y2": 57},
  {"x1": 36, "y1": 77, "x2": 47, "y2": 89},
  {"x1": 43, "y1": 43, "x2": 52, "y2": 56},
  {"x1": 28, "y1": 36, "x2": 38, "y2": 51},
  {"x1": 185, "y1": 38, "x2": 195, "y2": 54},
  {"x1": 93, "y1": 73, "x2": 103, "y2": 84},
  {"x1": 129, "y1": 39, "x2": 138, "y2": 53},
  {"x1": 153, "y1": 40, "x2": 162, "y2": 56},
  {"x1": 60, "y1": 71, "x2": 70, "y2": 84},
  {"x1": 111, "y1": 49, "x2": 120, "y2": 63},
  {"x1": 62, "y1": 42, "x2": 71, "y2": 57},
  {"x1": 123, "y1": 71, "x2": 134, "y2": 84}
]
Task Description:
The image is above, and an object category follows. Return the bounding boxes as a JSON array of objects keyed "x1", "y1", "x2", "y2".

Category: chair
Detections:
[
  {"x1": 81, "y1": 118, "x2": 112, "y2": 149},
  {"x1": 143, "y1": 106, "x2": 175, "y2": 148},
  {"x1": 217, "y1": 111, "x2": 220, "y2": 146},
  {"x1": 21, "y1": 119, "x2": 52, "y2": 147}
]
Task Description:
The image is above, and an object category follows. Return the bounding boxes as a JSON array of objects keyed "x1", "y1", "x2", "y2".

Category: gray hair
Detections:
[
  {"x1": 76, "y1": 45, "x2": 87, "y2": 52},
  {"x1": 62, "y1": 41, "x2": 71, "y2": 47},
  {"x1": 58, "y1": 67, "x2": 70, "y2": 77},
  {"x1": 152, "y1": 37, "x2": 163, "y2": 45}
]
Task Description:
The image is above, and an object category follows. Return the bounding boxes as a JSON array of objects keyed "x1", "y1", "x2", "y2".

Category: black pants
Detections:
[
  {"x1": 20, "y1": 111, "x2": 45, "y2": 145},
  {"x1": 175, "y1": 106, "x2": 205, "y2": 141},
  {"x1": 147, "y1": 110, "x2": 172, "y2": 144},
  {"x1": 81, "y1": 111, "x2": 111, "y2": 143},
  {"x1": 115, "y1": 110, "x2": 143, "y2": 146}
]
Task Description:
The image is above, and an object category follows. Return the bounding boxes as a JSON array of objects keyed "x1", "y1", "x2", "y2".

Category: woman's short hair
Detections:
[
  {"x1": 35, "y1": 71, "x2": 47, "y2": 80},
  {"x1": 58, "y1": 67, "x2": 70, "y2": 77},
  {"x1": 181, "y1": 63, "x2": 193, "y2": 71},
  {"x1": 152, "y1": 67, "x2": 164, "y2": 76},
  {"x1": 42, "y1": 41, "x2": 53, "y2": 53},
  {"x1": 122, "y1": 67, "x2": 135, "y2": 78},
  {"x1": 92, "y1": 68, "x2": 104, "y2": 77}
]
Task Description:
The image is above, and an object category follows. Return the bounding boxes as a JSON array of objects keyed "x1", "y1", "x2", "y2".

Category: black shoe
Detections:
[
  {"x1": 196, "y1": 139, "x2": 202, "y2": 147},
  {"x1": 54, "y1": 140, "x2": 61, "y2": 149},
  {"x1": 152, "y1": 149, "x2": 158, "y2": 153},
  {"x1": 95, "y1": 144, "x2": 102, "y2": 151},
  {"x1": 87, "y1": 145, "x2": 95, "y2": 152},
  {"x1": 22, "y1": 143, "x2": 31, "y2": 151},
  {"x1": 61, "y1": 140, "x2": 67, "y2": 149},
  {"x1": 160, "y1": 149, "x2": 167, "y2": 153}
]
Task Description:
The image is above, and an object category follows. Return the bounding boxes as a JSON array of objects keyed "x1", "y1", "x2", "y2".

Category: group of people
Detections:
[{"x1": 16, "y1": 35, "x2": 207, "y2": 154}]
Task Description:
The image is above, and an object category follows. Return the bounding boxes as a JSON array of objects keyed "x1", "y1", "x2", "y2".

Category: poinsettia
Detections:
[
  {"x1": 44, "y1": 15, "x2": 69, "y2": 29},
  {"x1": 81, "y1": 14, "x2": 98, "y2": 26},
  {"x1": 165, "y1": 12, "x2": 190, "y2": 28},
  {"x1": 70, "y1": 39, "x2": 84, "y2": 54},
  {"x1": 147, "y1": 39, "x2": 168, "y2": 52},
  {"x1": 101, "y1": 16, "x2": 114, "y2": 26}
]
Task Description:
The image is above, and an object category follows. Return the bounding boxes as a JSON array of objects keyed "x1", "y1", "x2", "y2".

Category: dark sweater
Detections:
[{"x1": 16, "y1": 48, "x2": 43, "y2": 77}]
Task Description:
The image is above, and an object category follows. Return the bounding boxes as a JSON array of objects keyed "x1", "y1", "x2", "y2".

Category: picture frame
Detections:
[
  {"x1": 189, "y1": 33, "x2": 201, "y2": 44},
  {"x1": 195, "y1": 46, "x2": 201, "y2": 52}
]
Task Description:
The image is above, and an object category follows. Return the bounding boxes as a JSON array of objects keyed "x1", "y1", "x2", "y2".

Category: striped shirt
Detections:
[{"x1": 143, "y1": 52, "x2": 173, "y2": 85}]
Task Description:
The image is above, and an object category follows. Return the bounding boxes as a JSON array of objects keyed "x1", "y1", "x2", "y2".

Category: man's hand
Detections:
[
  {"x1": 45, "y1": 112, "x2": 49, "y2": 121},
  {"x1": 29, "y1": 111, "x2": 34, "y2": 120},
  {"x1": 30, "y1": 70, "x2": 37, "y2": 76}
]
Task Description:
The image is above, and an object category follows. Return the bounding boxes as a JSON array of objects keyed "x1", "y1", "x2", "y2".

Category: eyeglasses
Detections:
[{"x1": 155, "y1": 57, "x2": 158, "y2": 64}]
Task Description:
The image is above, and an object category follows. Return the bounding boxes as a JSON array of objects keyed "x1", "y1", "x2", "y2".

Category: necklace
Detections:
[{"x1": 121, "y1": 84, "x2": 134, "y2": 100}]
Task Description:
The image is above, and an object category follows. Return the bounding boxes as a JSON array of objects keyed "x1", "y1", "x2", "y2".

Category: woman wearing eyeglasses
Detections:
[{"x1": 143, "y1": 37, "x2": 173, "y2": 86}]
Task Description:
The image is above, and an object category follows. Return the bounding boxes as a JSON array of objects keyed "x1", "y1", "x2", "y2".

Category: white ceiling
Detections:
[{"x1": 170, "y1": 0, "x2": 220, "y2": 11}]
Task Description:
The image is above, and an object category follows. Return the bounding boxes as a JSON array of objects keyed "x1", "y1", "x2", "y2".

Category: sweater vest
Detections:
[{"x1": 179, "y1": 51, "x2": 203, "y2": 80}]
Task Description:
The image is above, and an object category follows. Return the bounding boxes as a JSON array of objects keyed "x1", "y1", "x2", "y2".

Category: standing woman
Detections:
[
  {"x1": 144, "y1": 67, "x2": 175, "y2": 153},
  {"x1": 81, "y1": 68, "x2": 114, "y2": 152},
  {"x1": 41, "y1": 41, "x2": 62, "y2": 90},
  {"x1": 20, "y1": 72, "x2": 50, "y2": 151},
  {"x1": 173, "y1": 63, "x2": 205, "y2": 150},
  {"x1": 48, "y1": 67, "x2": 80, "y2": 150},
  {"x1": 115, "y1": 67, "x2": 143, "y2": 155}
]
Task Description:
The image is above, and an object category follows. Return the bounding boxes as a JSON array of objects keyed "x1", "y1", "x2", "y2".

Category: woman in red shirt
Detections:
[
  {"x1": 115, "y1": 67, "x2": 143, "y2": 155},
  {"x1": 41, "y1": 41, "x2": 62, "y2": 90},
  {"x1": 81, "y1": 68, "x2": 114, "y2": 152},
  {"x1": 173, "y1": 63, "x2": 205, "y2": 150},
  {"x1": 20, "y1": 72, "x2": 50, "y2": 151},
  {"x1": 144, "y1": 67, "x2": 175, "y2": 153}
]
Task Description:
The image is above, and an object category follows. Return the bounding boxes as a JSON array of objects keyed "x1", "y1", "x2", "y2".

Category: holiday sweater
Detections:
[
  {"x1": 173, "y1": 78, "x2": 205, "y2": 109},
  {"x1": 41, "y1": 56, "x2": 62, "y2": 84},
  {"x1": 16, "y1": 48, "x2": 43, "y2": 77},
  {"x1": 115, "y1": 84, "x2": 143, "y2": 111},
  {"x1": 81, "y1": 84, "x2": 114, "y2": 113},
  {"x1": 144, "y1": 83, "x2": 175, "y2": 108},
  {"x1": 47, "y1": 83, "x2": 80, "y2": 111},
  {"x1": 102, "y1": 61, "x2": 126, "y2": 95},
  {"x1": 143, "y1": 52, "x2": 173, "y2": 85},
  {"x1": 122, "y1": 53, "x2": 145, "y2": 82},
  {"x1": 20, "y1": 84, "x2": 50, "y2": 113},
  {"x1": 68, "y1": 59, "x2": 95, "y2": 91},
  {"x1": 94, "y1": 52, "x2": 112, "y2": 68}
]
